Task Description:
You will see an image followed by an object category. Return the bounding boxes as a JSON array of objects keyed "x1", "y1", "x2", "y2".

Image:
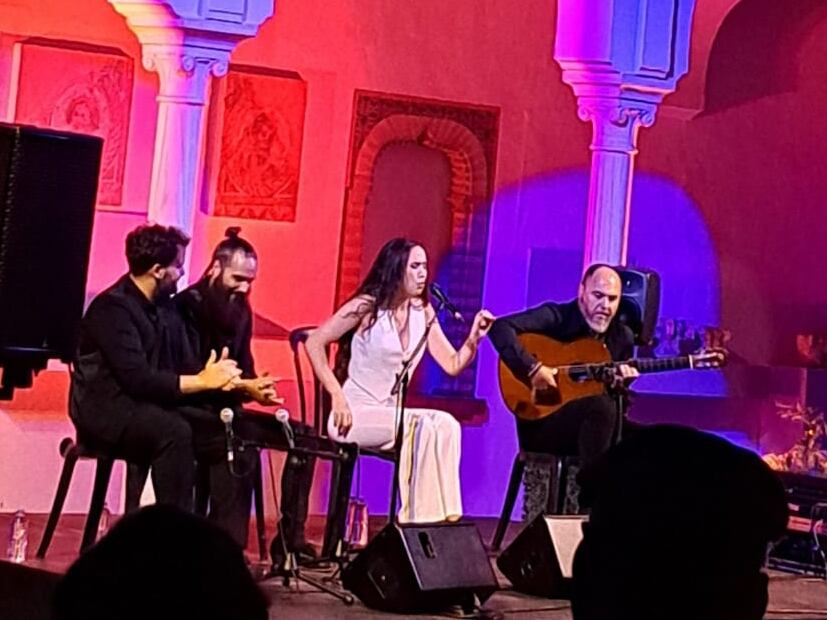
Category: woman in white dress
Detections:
[{"x1": 305, "y1": 238, "x2": 494, "y2": 523}]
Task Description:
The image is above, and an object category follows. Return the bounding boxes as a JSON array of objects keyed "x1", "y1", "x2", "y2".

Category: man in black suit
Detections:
[
  {"x1": 69, "y1": 224, "x2": 241, "y2": 509},
  {"x1": 489, "y1": 264, "x2": 639, "y2": 464}
]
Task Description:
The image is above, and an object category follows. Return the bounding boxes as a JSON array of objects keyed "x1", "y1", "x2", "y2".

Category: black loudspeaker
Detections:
[
  {"x1": 341, "y1": 523, "x2": 498, "y2": 613},
  {"x1": 496, "y1": 514, "x2": 587, "y2": 599},
  {"x1": 0, "y1": 123, "x2": 102, "y2": 393},
  {"x1": 615, "y1": 267, "x2": 661, "y2": 346}
]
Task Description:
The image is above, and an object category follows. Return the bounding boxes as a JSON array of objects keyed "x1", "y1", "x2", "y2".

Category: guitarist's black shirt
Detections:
[{"x1": 489, "y1": 298, "x2": 635, "y2": 383}]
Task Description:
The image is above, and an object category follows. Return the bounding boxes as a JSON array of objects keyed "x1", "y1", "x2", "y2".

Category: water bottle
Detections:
[
  {"x1": 345, "y1": 498, "x2": 369, "y2": 549},
  {"x1": 96, "y1": 502, "x2": 111, "y2": 541},
  {"x1": 7, "y1": 509, "x2": 28, "y2": 563}
]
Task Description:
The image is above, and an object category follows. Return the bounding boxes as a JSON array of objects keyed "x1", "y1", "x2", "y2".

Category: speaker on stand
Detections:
[
  {"x1": 496, "y1": 514, "x2": 587, "y2": 599},
  {"x1": 615, "y1": 267, "x2": 661, "y2": 346},
  {"x1": 341, "y1": 521, "x2": 498, "y2": 614}
]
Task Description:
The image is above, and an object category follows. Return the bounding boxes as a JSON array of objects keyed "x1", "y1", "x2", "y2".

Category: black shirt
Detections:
[
  {"x1": 174, "y1": 278, "x2": 255, "y2": 377},
  {"x1": 173, "y1": 278, "x2": 255, "y2": 411},
  {"x1": 70, "y1": 275, "x2": 181, "y2": 444},
  {"x1": 488, "y1": 298, "x2": 635, "y2": 382}
]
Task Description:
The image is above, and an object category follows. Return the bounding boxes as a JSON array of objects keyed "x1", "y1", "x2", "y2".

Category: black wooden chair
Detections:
[
  {"x1": 37, "y1": 435, "x2": 148, "y2": 558},
  {"x1": 38, "y1": 436, "x2": 270, "y2": 561},
  {"x1": 288, "y1": 327, "x2": 397, "y2": 559},
  {"x1": 489, "y1": 451, "x2": 580, "y2": 552}
]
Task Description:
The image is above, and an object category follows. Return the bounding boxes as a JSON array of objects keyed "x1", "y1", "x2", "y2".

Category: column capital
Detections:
[
  {"x1": 577, "y1": 97, "x2": 658, "y2": 153},
  {"x1": 140, "y1": 45, "x2": 229, "y2": 103}
]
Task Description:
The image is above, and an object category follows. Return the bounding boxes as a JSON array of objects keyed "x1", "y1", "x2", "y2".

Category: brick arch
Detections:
[
  {"x1": 338, "y1": 114, "x2": 487, "y2": 302},
  {"x1": 336, "y1": 92, "x2": 499, "y2": 412}
]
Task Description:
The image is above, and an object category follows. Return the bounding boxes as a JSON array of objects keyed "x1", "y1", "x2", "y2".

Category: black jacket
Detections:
[
  {"x1": 69, "y1": 275, "x2": 181, "y2": 445},
  {"x1": 173, "y1": 278, "x2": 255, "y2": 411},
  {"x1": 488, "y1": 298, "x2": 635, "y2": 383},
  {"x1": 174, "y1": 279, "x2": 255, "y2": 377}
]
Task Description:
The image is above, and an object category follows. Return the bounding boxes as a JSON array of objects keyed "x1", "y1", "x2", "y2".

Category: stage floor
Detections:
[{"x1": 2, "y1": 513, "x2": 826, "y2": 619}]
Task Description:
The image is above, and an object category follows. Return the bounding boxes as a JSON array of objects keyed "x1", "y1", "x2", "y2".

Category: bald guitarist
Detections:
[{"x1": 489, "y1": 264, "x2": 640, "y2": 465}]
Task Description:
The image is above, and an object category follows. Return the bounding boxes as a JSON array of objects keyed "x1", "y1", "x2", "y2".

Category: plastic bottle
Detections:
[{"x1": 7, "y1": 509, "x2": 28, "y2": 563}]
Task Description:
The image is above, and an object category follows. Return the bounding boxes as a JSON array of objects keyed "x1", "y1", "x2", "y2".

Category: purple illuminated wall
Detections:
[{"x1": 456, "y1": 168, "x2": 725, "y2": 515}]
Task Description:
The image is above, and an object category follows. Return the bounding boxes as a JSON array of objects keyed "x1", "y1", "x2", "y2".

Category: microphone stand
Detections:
[
  {"x1": 591, "y1": 365, "x2": 630, "y2": 444},
  {"x1": 387, "y1": 303, "x2": 440, "y2": 524},
  {"x1": 264, "y1": 421, "x2": 354, "y2": 605}
]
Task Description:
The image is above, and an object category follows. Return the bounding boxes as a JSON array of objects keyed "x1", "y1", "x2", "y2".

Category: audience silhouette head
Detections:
[
  {"x1": 52, "y1": 505, "x2": 269, "y2": 620},
  {"x1": 572, "y1": 424, "x2": 788, "y2": 620}
]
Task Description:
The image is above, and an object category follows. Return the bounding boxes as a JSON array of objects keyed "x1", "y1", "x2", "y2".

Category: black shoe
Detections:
[
  {"x1": 269, "y1": 536, "x2": 319, "y2": 573},
  {"x1": 294, "y1": 541, "x2": 319, "y2": 564}
]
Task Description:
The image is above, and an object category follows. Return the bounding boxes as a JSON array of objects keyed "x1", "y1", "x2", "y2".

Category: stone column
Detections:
[
  {"x1": 140, "y1": 46, "x2": 228, "y2": 234},
  {"x1": 578, "y1": 99, "x2": 657, "y2": 266},
  {"x1": 554, "y1": 0, "x2": 696, "y2": 267},
  {"x1": 108, "y1": 0, "x2": 275, "y2": 236}
]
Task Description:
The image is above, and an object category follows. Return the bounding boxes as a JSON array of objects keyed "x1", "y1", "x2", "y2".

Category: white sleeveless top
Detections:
[{"x1": 344, "y1": 305, "x2": 428, "y2": 403}]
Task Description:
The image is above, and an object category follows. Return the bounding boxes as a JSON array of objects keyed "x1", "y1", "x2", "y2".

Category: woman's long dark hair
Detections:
[{"x1": 333, "y1": 238, "x2": 429, "y2": 382}]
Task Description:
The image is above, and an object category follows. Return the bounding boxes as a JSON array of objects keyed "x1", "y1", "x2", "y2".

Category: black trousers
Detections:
[
  {"x1": 516, "y1": 394, "x2": 632, "y2": 465},
  {"x1": 96, "y1": 404, "x2": 195, "y2": 512},
  {"x1": 234, "y1": 412, "x2": 317, "y2": 551},
  {"x1": 180, "y1": 407, "x2": 316, "y2": 550}
]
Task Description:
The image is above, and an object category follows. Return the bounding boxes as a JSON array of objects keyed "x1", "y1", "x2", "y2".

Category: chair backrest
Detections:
[{"x1": 288, "y1": 326, "x2": 332, "y2": 436}]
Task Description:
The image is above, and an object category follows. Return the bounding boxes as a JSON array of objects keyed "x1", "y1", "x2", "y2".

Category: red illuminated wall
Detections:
[
  {"x1": 2, "y1": 0, "x2": 827, "y2": 513},
  {"x1": 0, "y1": 0, "x2": 584, "y2": 512}
]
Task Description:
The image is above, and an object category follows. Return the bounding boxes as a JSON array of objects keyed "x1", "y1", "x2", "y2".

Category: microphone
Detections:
[
  {"x1": 219, "y1": 408, "x2": 235, "y2": 466},
  {"x1": 274, "y1": 408, "x2": 295, "y2": 450},
  {"x1": 429, "y1": 282, "x2": 464, "y2": 322}
]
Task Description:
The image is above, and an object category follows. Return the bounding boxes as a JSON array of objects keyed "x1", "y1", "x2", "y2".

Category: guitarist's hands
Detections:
[
  {"x1": 531, "y1": 365, "x2": 558, "y2": 391},
  {"x1": 612, "y1": 364, "x2": 640, "y2": 388}
]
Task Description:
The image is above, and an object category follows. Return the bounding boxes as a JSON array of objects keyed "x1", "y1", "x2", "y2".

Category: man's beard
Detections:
[
  {"x1": 578, "y1": 297, "x2": 611, "y2": 334},
  {"x1": 587, "y1": 315, "x2": 611, "y2": 333},
  {"x1": 204, "y1": 280, "x2": 249, "y2": 335},
  {"x1": 157, "y1": 277, "x2": 179, "y2": 300}
]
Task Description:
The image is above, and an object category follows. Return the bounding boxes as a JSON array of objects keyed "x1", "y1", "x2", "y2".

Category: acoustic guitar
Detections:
[{"x1": 498, "y1": 334, "x2": 727, "y2": 421}]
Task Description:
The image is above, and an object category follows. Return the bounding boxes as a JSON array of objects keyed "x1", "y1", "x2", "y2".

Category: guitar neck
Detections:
[
  {"x1": 622, "y1": 356, "x2": 694, "y2": 374},
  {"x1": 563, "y1": 355, "x2": 695, "y2": 380}
]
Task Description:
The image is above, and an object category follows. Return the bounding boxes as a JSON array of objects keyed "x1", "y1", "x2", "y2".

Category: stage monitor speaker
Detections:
[
  {"x1": 0, "y1": 123, "x2": 102, "y2": 386},
  {"x1": 341, "y1": 522, "x2": 498, "y2": 613},
  {"x1": 496, "y1": 514, "x2": 587, "y2": 599},
  {"x1": 616, "y1": 267, "x2": 661, "y2": 346}
]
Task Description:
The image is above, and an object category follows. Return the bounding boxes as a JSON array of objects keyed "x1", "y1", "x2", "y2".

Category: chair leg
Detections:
[
  {"x1": 554, "y1": 459, "x2": 576, "y2": 514},
  {"x1": 490, "y1": 456, "x2": 526, "y2": 552},
  {"x1": 547, "y1": 457, "x2": 564, "y2": 514},
  {"x1": 124, "y1": 463, "x2": 149, "y2": 514},
  {"x1": 36, "y1": 442, "x2": 80, "y2": 559},
  {"x1": 321, "y1": 447, "x2": 356, "y2": 560},
  {"x1": 253, "y1": 453, "x2": 267, "y2": 562},
  {"x1": 80, "y1": 457, "x2": 114, "y2": 552}
]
